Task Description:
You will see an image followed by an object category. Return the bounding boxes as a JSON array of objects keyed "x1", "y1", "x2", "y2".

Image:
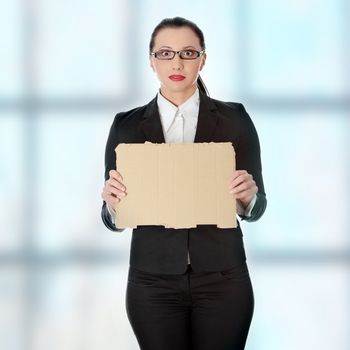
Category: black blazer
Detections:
[{"x1": 101, "y1": 90, "x2": 267, "y2": 274}]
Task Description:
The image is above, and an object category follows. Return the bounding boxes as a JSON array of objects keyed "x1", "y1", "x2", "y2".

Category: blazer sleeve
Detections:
[
  {"x1": 234, "y1": 103, "x2": 267, "y2": 222},
  {"x1": 101, "y1": 113, "x2": 125, "y2": 232}
]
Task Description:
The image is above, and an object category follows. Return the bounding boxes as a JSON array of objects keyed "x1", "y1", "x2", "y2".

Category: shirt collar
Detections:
[{"x1": 157, "y1": 88, "x2": 200, "y2": 133}]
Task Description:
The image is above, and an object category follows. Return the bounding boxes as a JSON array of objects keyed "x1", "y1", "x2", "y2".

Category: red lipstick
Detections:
[{"x1": 169, "y1": 75, "x2": 185, "y2": 81}]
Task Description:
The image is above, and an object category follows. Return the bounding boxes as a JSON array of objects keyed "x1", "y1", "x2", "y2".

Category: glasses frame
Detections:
[{"x1": 150, "y1": 49, "x2": 205, "y2": 60}]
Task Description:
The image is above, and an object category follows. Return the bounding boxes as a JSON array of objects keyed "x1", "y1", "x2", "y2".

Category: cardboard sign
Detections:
[{"x1": 114, "y1": 142, "x2": 236, "y2": 229}]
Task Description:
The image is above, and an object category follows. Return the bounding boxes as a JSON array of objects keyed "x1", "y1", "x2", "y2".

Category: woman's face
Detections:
[{"x1": 150, "y1": 26, "x2": 206, "y2": 98}]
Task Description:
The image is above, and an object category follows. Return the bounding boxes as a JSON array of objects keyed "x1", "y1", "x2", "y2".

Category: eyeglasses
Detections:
[{"x1": 150, "y1": 49, "x2": 204, "y2": 60}]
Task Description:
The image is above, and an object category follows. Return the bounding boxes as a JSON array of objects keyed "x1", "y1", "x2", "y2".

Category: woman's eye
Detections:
[
  {"x1": 183, "y1": 50, "x2": 195, "y2": 57},
  {"x1": 160, "y1": 50, "x2": 171, "y2": 57}
]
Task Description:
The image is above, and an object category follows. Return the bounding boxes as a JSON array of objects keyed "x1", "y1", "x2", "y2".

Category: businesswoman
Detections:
[{"x1": 101, "y1": 17, "x2": 267, "y2": 350}]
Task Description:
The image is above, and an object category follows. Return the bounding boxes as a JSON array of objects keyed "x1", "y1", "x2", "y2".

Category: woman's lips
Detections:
[{"x1": 169, "y1": 75, "x2": 185, "y2": 81}]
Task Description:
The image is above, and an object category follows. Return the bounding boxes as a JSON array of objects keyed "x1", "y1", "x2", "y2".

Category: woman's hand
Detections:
[
  {"x1": 101, "y1": 170, "x2": 127, "y2": 209},
  {"x1": 228, "y1": 170, "x2": 258, "y2": 209}
]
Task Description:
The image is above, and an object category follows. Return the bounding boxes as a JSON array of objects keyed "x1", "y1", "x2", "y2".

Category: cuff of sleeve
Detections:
[
  {"x1": 236, "y1": 194, "x2": 257, "y2": 217},
  {"x1": 106, "y1": 203, "x2": 116, "y2": 224},
  {"x1": 244, "y1": 194, "x2": 257, "y2": 217}
]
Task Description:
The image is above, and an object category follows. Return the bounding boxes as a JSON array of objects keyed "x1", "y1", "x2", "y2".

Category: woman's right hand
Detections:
[{"x1": 101, "y1": 170, "x2": 127, "y2": 209}]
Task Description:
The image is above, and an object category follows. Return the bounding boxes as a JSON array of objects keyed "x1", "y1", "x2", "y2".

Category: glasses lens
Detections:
[
  {"x1": 155, "y1": 50, "x2": 175, "y2": 60},
  {"x1": 153, "y1": 49, "x2": 202, "y2": 60},
  {"x1": 179, "y1": 50, "x2": 199, "y2": 59}
]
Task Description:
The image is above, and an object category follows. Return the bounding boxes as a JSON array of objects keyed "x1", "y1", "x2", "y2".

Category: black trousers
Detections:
[{"x1": 126, "y1": 262, "x2": 254, "y2": 350}]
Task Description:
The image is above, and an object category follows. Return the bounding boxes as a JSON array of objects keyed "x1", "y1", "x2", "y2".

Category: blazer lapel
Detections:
[
  {"x1": 140, "y1": 90, "x2": 219, "y2": 143},
  {"x1": 194, "y1": 90, "x2": 219, "y2": 143},
  {"x1": 140, "y1": 95, "x2": 166, "y2": 143}
]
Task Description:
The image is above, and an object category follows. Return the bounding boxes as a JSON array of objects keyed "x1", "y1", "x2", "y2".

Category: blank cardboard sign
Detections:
[{"x1": 114, "y1": 142, "x2": 236, "y2": 229}]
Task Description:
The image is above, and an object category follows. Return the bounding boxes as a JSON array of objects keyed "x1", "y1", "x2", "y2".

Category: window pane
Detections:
[
  {"x1": 34, "y1": 111, "x2": 132, "y2": 254},
  {"x1": 0, "y1": 267, "x2": 25, "y2": 350},
  {"x1": 31, "y1": 263, "x2": 137, "y2": 350},
  {"x1": 247, "y1": 264, "x2": 350, "y2": 350},
  {"x1": 0, "y1": 0, "x2": 23, "y2": 98},
  {"x1": 0, "y1": 114, "x2": 25, "y2": 252},
  {"x1": 247, "y1": 0, "x2": 346, "y2": 97},
  {"x1": 35, "y1": 0, "x2": 130, "y2": 98},
  {"x1": 242, "y1": 111, "x2": 350, "y2": 252}
]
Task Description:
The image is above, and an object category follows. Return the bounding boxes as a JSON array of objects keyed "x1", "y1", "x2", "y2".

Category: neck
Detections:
[{"x1": 159, "y1": 85, "x2": 197, "y2": 107}]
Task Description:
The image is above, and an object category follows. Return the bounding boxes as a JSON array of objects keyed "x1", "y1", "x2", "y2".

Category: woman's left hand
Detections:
[{"x1": 228, "y1": 170, "x2": 258, "y2": 209}]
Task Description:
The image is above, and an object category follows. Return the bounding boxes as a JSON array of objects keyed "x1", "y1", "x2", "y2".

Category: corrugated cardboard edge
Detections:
[{"x1": 114, "y1": 142, "x2": 237, "y2": 229}]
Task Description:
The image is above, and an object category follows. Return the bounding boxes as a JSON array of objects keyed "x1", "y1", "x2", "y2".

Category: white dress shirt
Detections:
[{"x1": 157, "y1": 88, "x2": 200, "y2": 144}]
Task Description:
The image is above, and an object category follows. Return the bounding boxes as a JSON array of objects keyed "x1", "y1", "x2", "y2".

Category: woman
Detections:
[{"x1": 101, "y1": 17, "x2": 267, "y2": 350}]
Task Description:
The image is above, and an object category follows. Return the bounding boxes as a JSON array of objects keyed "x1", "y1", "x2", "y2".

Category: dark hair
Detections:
[{"x1": 149, "y1": 17, "x2": 209, "y2": 96}]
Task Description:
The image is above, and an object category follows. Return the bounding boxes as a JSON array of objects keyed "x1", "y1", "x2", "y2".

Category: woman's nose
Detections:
[{"x1": 172, "y1": 56, "x2": 184, "y2": 70}]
